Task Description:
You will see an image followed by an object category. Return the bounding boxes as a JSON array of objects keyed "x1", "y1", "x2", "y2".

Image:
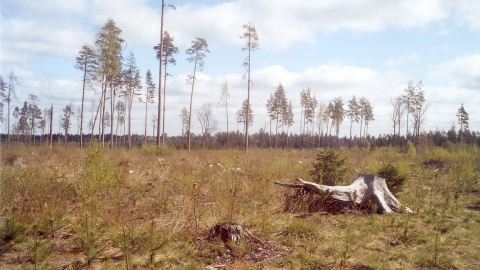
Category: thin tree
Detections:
[
  {"x1": 363, "y1": 99, "x2": 374, "y2": 139},
  {"x1": 240, "y1": 22, "x2": 259, "y2": 154},
  {"x1": 155, "y1": 0, "x2": 177, "y2": 147},
  {"x1": 75, "y1": 44, "x2": 97, "y2": 148},
  {"x1": 151, "y1": 114, "x2": 157, "y2": 137},
  {"x1": 179, "y1": 107, "x2": 190, "y2": 141},
  {"x1": 196, "y1": 103, "x2": 217, "y2": 147},
  {"x1": 186, "y1": 37, "x2": 209, "y2": 151},
  {"x1": 218, "y1": 82, "x2": 230, "y2": 147},
  {"x1": 456, "y1": 103, "x2": 469, "y2": 143},
  {"x1": 122, "y1": 52, "x2": 142, "y2": 149},
  {"x1": 15, "y1": 102, "x2": 30, "y2": 144},
  {"x1": 358, "y1": 96, "x2": 367, "y2": 141},
  {"x1": 28, "y1": 94, "x2": 42, "y2": 146},
  {"x1": 284, "y1": 100, "x2": 294, "y2": 148},
  {"x1": 61, "y1": 104, "x2": 74, "y2": 147},
  {"x1": 115, "y1": 100, "x2": 126, "y2": 147},
  {"x1": 5, "y1": 71, "x2": 18, "y2": 145},
  {"x1": 331, "y1": 97, "x2": 344, "y2": 149},
  {"x1": 95, "y1": 18, "x2": 124, "y2": 148},
  {"x1": 316, "y1": 103, "x2": 327, "y2": 147},
  {"x1": 402, "y1": 81, "x2": 422, "y2": 140},
  {"x1": 155, "y1": 31, "x2": 179, "y2": 144},
  {"x1": 266, "y1": 83, "x2": 287, "y2": 148},
  {"x1": 0, "y1": 75, "x2": 6, "y2": 124},
  {"x1": 48, "y1": 104, "x2": 53, "y2": 147},
  {"x1": 391, "y1": 96, "x2": 405, "y2": 145},
  {"x1": 144, "y1": 69, "x2": 156, "y2": 144},
  {"x1": 346, "y1": 95, "x2": 360, "y2": 149},
  {"x1": 236, "y1": 99, "x2": 253, "y2": 138}
]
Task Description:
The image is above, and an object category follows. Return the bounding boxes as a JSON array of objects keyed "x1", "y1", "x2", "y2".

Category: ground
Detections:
[{"x1": 1, "y1": 143, "x2": 479, "y2": 269}]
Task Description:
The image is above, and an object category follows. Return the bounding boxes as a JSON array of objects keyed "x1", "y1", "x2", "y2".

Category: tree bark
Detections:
[{"x1": 275, "y1": 174, "x2": 413, "y2": 214}]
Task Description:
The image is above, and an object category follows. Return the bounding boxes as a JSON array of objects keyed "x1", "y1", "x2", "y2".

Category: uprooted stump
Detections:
[
  {"x1": 5, "y1": 155, "x2": 25, "y2": 167},
  {"x1": 202, "y1": 222, "x2": 289, "y2": 265},
  {"x1": 206, "y1": 222, "x2": 261, "y2": 244},
  {"x1": 275, "y1": 174, "x2": 413, "y2": 214}
]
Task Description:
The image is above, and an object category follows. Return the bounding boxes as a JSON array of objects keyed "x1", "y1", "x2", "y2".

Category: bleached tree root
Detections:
[{"x1": 275, "y1": 174, "x2": 413, "y2": 214}]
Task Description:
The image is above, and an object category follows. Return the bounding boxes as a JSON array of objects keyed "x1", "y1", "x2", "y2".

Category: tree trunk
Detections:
[{"x1": 275, "y1": 174, "x2": 413, "y2": 214}]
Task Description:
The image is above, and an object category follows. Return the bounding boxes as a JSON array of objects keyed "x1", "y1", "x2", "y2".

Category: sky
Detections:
[{"x1": 1, "y1": 0, "x2": 480, "y2": 138}]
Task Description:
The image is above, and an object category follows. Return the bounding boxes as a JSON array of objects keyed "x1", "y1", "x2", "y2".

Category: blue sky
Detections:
[{"x1": 1, "y1": 0, "x2": 480, "y2": 137}]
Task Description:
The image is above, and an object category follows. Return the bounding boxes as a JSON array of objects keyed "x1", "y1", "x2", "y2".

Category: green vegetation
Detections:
[
  {"x1": 376, "y1": 162, "x2": 406, "y2": 195},
  {"x1": 1, "y1": 144, "x2": 479, "y2": 269},
  {"x1": 309, "y1": 149, "x2": 348, "y2": 185}
]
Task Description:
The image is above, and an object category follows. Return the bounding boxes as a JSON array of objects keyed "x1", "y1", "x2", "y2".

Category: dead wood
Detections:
[
  {"x1": 5, "y1": 155, "x2": 25, "y2": 167},
  {"x1": 203, "y1": 222, "x2": 290, "y2": 266},
  {"x1": 275, "y1": 174, "x2": 413, "y2": 214}
]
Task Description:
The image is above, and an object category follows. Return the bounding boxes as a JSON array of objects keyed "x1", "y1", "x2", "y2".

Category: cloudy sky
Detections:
[{"x1": 1, "y1": 0, "x2": 480, "y2": 138}]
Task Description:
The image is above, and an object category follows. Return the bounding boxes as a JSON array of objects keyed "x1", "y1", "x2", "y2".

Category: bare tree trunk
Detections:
[
  {"x1": 144, "y1": 97, "x2": 148, "y2": 145},
  {"x1": 162, "y1": 61, "x2": 168, "y2": 145},
  {"x1": 188, "y1": 54, "x2": 198, "y2": 151},
  {"x1": 156, "y1": 0, "x2": 165, "y2": 148},
  {"x1": 49, "y1": 104, "x2": 53, "y2": 148},
  {"x1": 110, "y1": 84, "x2": 115, "y2": 149},
  {"x1": 101, "y1": 82, "x2": 107, "y2": 148}
]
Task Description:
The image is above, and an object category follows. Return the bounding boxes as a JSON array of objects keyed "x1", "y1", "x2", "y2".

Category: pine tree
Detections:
[
  {"x1": 346, "y1": 95, "x2": 360, "y2": 148},
  {"x1": 456, "y1": 103, "x2": 469, "y2": 143},
  {"x1": 62, "y1": 104, "x2": 74, "y2": 146},
  {"x1": 122, "y1": 52, "x2": 142, "y2": 149},
  {"x1": 218, "y1": 82, "x2": 230, "y2": 147},
  {"x1": 240, "y1": 23, "x2": 259, "y2": 154},
  {"x1": 155, "y1": 31, "x2": 179, "y2": 144},
  {"x1": 0, "y1": 75, "x2": 7, "y2": 124},
  {"x1": 266, "y1": 83, "x2": 287, "y2": 148},
  {"x1": 75, "y1": 44, "x2": 98, "y2": 148},
  {"x1": 331, "y1": 97, "x2": 344, "y2": 149},
  {"x1": 5, "y1": 71, "x2": 18, "y2": 145},
  {"x1": 236, "y1": 99, "x2": 253, "y2": 137},
  {"x1": 144, "y1": 70, "x2": 156, "y2": 144},
  {"x1": 186, "y1": 37, "x2": 209, "y2": 150},
  {"x1": 95, "y1": 18, "x2": 124, "y2": 148}
]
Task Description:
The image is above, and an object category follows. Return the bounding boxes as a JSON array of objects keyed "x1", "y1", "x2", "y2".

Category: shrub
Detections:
[
  {"x1": 377, "y1": 162, "x2": 406, "y2": 195},
  {"x1": 309, "y1": 149, "x2": 348, "y2": 186}
]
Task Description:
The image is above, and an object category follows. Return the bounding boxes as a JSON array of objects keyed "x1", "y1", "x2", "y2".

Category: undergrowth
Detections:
[{"x1": 0, "y1": 144, "x2": 479, "y2": 269}]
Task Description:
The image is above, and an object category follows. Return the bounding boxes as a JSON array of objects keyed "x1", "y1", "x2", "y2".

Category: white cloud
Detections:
[
  {"x1": 164, "y1": 0, "x2": 455, "y2": 50},
  {"x1": 429, "y1": 54, "x2": 480, "y2": 88}
]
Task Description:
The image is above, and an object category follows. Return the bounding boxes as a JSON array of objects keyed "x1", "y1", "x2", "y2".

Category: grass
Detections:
[{"x1": 1, "y1": 144, "x2": 479, "y2": 269}]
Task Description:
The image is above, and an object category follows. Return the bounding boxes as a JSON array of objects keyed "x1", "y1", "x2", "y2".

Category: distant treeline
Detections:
[{"x1": 2, "y1": 127, "x2": 479, "y2": 150}]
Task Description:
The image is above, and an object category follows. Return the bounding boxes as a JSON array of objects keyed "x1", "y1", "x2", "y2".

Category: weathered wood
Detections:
[{"x1": 275, "y1": 174, "x2": 413, "y2": 214}]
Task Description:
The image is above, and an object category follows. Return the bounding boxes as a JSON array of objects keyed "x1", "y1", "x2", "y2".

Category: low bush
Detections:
[{"x1": 377, "y1": 162, "x2": 406, "y2": 195}]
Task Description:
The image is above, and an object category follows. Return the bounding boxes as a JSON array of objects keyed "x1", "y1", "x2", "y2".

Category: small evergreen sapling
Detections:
[{"x1": 309, "y1": 149, "x2": 349, "y2": 185}]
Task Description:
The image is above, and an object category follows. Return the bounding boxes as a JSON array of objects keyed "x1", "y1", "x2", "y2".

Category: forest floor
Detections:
[{"x1": 1, "y1": 143, "x2": 480, "y2": 269}]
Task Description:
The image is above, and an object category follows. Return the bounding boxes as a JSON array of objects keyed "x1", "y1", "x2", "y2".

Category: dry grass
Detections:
[{"x1": 1, "y1": 144, "x2": 479, "y2": 269}]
